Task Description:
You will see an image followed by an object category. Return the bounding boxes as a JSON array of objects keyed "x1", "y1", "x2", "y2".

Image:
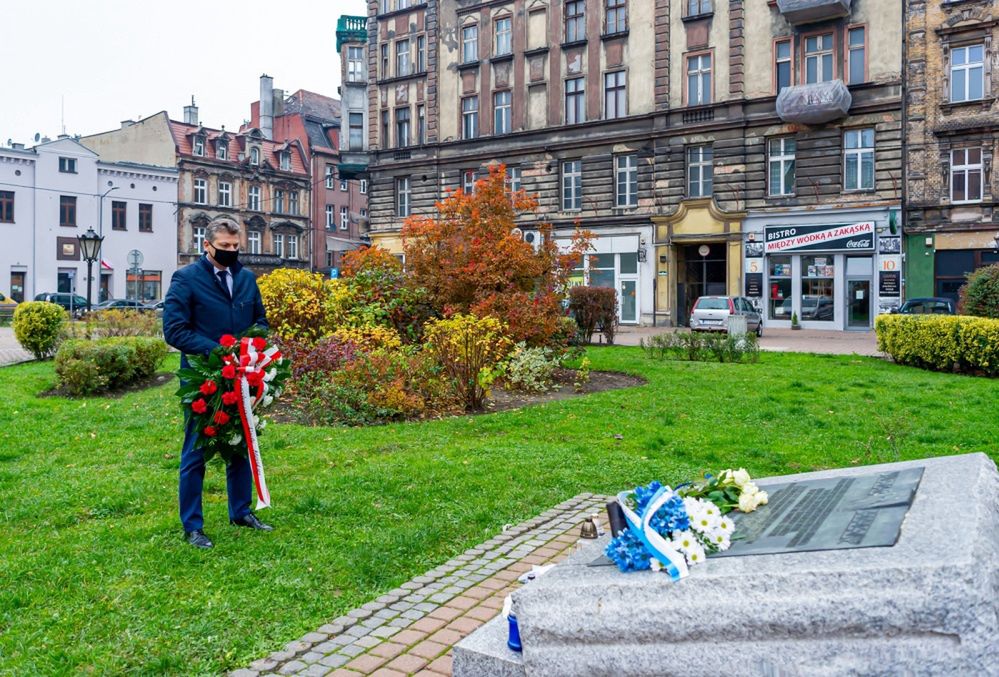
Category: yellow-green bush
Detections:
[
  {"x1": 424, "y1": 314, "x2": 512, "y2": 411},
  {"x1": 258, "y1": 269, "x2": 354, "y2": 343},
  {"x1": 330, "y1": 324, "x2": 403, "y2": 353},
  {"x1": 876, "y1": 314, "x2": 999, "y2": 377},
  {"x1": 13, "y1": 301, "x2": 67, "y2": 359}
]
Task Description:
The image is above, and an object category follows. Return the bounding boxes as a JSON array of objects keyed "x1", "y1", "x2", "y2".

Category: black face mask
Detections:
[{"x1": 209, "y1": 245, "x2": 239, "y2": 268}]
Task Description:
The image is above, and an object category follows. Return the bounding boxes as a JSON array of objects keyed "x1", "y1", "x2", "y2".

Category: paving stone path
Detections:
[
  {"x1": 232, "y1": 493, "x2": 610, "y2": 677},
  {"x1": 0, "y1": 328, "x2": 31, "y2": 367}
]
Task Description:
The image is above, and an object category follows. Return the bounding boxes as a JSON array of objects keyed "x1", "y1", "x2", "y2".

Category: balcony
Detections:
[
  {"x1": 336, "y1": 15, "x2": 367, "y2": 51},
  {"x1": 338, "y1": 150, "x2": 369, "y2": 181},
  {"x1": 776, "y1": 0, "x2": 851, "y2": 26},
  {"x1": 776, "y1": 80, "x2": 851, "y2": 125}
]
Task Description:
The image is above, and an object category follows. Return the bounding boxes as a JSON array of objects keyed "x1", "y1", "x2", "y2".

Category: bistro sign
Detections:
[{"x1": 765, "y1": 222, "x2": 875, "y2": 253}]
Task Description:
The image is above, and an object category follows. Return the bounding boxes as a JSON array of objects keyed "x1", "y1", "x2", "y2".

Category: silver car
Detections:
[{"x1": 689, "y1": 296, "x2": 763, "y2": 336}]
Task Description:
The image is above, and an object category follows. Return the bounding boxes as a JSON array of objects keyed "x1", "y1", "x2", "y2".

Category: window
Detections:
[
  {"x1": 341, "y1": 206, "x2": 349, "y2": 230},
  {"x1": 396, "y1": 107, "x2": 410, "y2": 147},
  {"x1": 248, "y1": 185, "x2": 261, "y2": 211},
  {"x1": 775, "y1": 39, "x2": 792, "y2": 94},
  {"x1": 507, "y1": 167, "x2": 522, "y2": 193},
  {"x1": 280, "y1": 151, "x2": 291, "y2": 171},
  {"x1": 686, "y1": 0, "x2": 712, "y2": 16},
  {"x1": 951, "y1": 148, "x2": 983, "y2": 204},
  {"x1": 495, "y1": 17, "x2": 512, "y2": 55},
  {"x1": 494, "y1": 91, "x2": 512, "y2": 134},
  {"x1": 462, "y1": 25, "x2": 478, "y2": 64},
  {"x1": 360, "y1": 179, "x2": 368, "y2": 194},
  {"x1": 139, "y1": 203, "x2": 153, "y2": 233},
  {"x1": 768, "y1": 256, "x2": 792, "y2": 319},
  {"x1": 804, "y1": 33, "x2": 834, "y2": 84},
  {"x1": 380, "y1": 0, "x2": 389, "y2": 13},
  {"x1": 565, "y1": 1, "x2": 585, "y2": 42},
  {"x1": 462, "y1": 169, "x2": 477, "y2": 194},
  {"x1": 843, "y1": 128, "x2": 874, "y2": 191},
  {"x1": 687, "y1": 53, "x2": 712, "y2": 105},
  {"x1": 58, "y1": 157, "x2": 77, "y2": 173},
  {"x1": 768, "y1": 137, "x2": 796, "y2": 197},
  {"x1": 398, "y1": 0, "x2": 410, "y2": 9},
  {"x1": 248, "y1": 230, "x2": 261, "y2": 254},
  {"x1": 615, "y1": 154, "x2": 638, "y2": 208},
  {"x1": 565, "y1": 77, "x2": 585, "y2": 124},
  {"x1": 250, "y1": 147, "x2": 260, "y2": 165},
  {"x1": 218, "y1": 181, "x2": 231, "y2": 207},
  {"x1": 417, "y1": 105, "x2": 426, "y2": 144},
  {"x1": 380, "y1": 43, "x2": 389, "y2": 77},
  {"x1": 326, "y1": 204, "x2": 335, "y2": 229},
  {"x1": 193, "y1": 226, "x2": 206, "y2": 253},
  {"x1": 606, "y1": 0, "x2": 627, "y2": 34},
  {"x1": 360, "y1": 208, "x2": 367, "y2": 218},
  {"x1": 217, "y1": 139, "x2": 228, "y2": 160},
  {"x1": 396, "y1": 177, "x2": 411, "y2": 217},
  {"x1": 462, "y1": 96, "x2": 479, "y2": 139},
  {"x1": 562, "y1": 160, "x2": 582, "y2": 211},
  {"x1": 847, "y1": 27, "x2": 866, "y2": 84},
  {"x1": 287, "y1": 236, "x2": 298, "y2": 260},
  {"x1": 0, "y1": 191, "x2": 15, "y2": 222},
  {"x1": 951, "y1": 44, "x2": 985, "y2": 103},
  {"x1": 193, "y1": 136, "x2": 205, "y2": 156},
  {"x1": 347, "y1": 46, "x2": 365, "y2": 82},
  {"x1": 687, "y1": 145, "x2": 713, "y2": 197},
  {"x1": 193, "y1": 178, "x2": 207, "y2": 204},
  {"x1": 274, "y1": 233, "x2": 285, "y2": 258},
  {"x1": 326, "y1": 165, "x2": 335, "y2": 189},
  {"x1": 396, "y1": 39, "x2": 411, "y2": 77},
  {"x1": 289, "y1": 191, "x2": 299, "y2": 215},
  {"x1": 111, "y1": 200, "x2": 126, "y2": 230},
  {"x1": 801, "y1": 255, "x2": 835, "y2": 323},
  {"x1": 604, "y1": 71, "x2": 627, "y2": 119},
  {"x1": 275, "y1": 189, "x2": 285, "y2": 213},
  {"x1": 381, "y1": 110, "x2": 390, "y2": 147},
  {"x1": 349, "y1": 112, "x2": 364, "y2": 150},
  {"x1": 341, "y1": 179, "x2": 348, "y2": 191},
  {"x1": 417, "y1": 36, "x2": 426, "y2": 72}
]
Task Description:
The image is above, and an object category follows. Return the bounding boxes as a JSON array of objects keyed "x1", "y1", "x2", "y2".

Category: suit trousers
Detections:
[{"x1": 179, "y1": 415, "x2": 252, "y2": 531}]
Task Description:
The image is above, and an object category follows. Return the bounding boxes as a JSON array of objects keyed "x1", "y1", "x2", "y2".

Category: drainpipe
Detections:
[{"x1": 899, "y1": 0, "x2": 909, "y2": 302}]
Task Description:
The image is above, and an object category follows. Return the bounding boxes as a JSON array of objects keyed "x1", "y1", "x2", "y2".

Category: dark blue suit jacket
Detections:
[{"x1": 163, "y1": 255, "x2": 268, "y2": 361}]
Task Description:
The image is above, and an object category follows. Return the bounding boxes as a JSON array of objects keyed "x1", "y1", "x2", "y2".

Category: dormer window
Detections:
[
  {"x1": 280, "y1": 151, "x2": 291, "y2": 171},
  {"x1": 193, "y1": 135, "x2": 205, "y2": 156},
  {"x1": 217, "y1": 139, "x2": 228, "y2": 160},
  {"x1": 250, "y1": 147, "x2": 260, "y2": 165}
]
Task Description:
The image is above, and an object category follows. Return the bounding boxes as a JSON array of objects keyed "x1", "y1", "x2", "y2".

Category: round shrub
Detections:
[
  {"x1": 55, "y1": 337, "x2": 168, "y2": 395},
  {"x1": 504, "y1": 342, "x2": 557, "y2": 393},
  {"x1": 258, "y1": 268, "x2": 350, "y2": 343},
  {"x1": 13, "y1": 301, "x2": 66, "y2": 359},
  {"x1": 958, "y1": 264, "x2": 999, "y2": 318}
]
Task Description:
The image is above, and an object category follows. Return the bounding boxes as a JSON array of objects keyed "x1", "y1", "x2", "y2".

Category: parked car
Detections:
[
  {"x1": 0, "y1": 291, "x2": 17, "y2": 318},
  {"x1": 33, "y1": 292, "x2": 89, "y2": 316},
  {"x1": 91, "y1": 298, "x2": 156, "y2": 313},
  {"x1": 689, "y1": 296, "x2": 763, "y2": 336},
  {"x1": 896, "y1": 297, "x2": 956, "y2": 315}
]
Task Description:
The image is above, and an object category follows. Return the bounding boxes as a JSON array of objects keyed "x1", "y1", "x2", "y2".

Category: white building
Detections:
[{"x1": 0, "y1": 137, "x2": 178, "y2": 304}]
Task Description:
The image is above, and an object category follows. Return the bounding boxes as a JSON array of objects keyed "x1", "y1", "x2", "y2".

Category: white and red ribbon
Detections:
[{"x1": 235, "y1": 337, "x2": 281, "y2": 509}]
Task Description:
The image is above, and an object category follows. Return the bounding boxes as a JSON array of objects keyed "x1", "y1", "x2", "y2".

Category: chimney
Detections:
[
  {"x1": 183, "y1": 96, "x2": 198, "y2": 125},
  {"x1": 273, "y1": 89, "x2": 285, "y2": 116},
  {"x1": 260, "y1": 75, "x2": 274, "y2": 140},
  {"x1": 120, "y1": 120, "x2": 134, "y2": 129}
]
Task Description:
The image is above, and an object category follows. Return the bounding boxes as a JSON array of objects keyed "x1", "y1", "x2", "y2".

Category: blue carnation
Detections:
[{"x1": 605, "y1": 529, "x2": 651, "y2": 572}]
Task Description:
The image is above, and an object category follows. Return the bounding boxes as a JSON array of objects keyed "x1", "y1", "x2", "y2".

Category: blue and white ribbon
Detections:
[{"x1": 616, "y1": 487, "x2": 689, "y2": 581}]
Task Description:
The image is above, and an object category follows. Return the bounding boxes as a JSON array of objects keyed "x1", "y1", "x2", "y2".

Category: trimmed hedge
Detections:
[
  {"x1": 55, "y1": 337, "x2": 169, "y2": 396},
  {"x1": 875, "y1": 314, "x2": 999, "y2": 377},
  {"x1": 13, "y1": 301, "x2": 66, "y2": 359}
]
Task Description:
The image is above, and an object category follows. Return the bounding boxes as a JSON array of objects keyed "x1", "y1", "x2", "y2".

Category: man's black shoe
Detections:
[
  {"x1": 230, "y1": 513, "x2": 274, "y2": 531},
  {"x1": 185, "y1": 529, "x2": 214, "y2": 549}
]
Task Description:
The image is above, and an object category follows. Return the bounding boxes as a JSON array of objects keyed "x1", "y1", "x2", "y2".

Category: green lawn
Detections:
[{"x1": 0, "y1": 348, "x2": 996, "y2": 674}]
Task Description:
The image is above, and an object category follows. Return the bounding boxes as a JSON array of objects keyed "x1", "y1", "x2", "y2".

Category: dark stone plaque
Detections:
[{"x1": 713, "y1": 467, "x2": 924, "y2": 557}]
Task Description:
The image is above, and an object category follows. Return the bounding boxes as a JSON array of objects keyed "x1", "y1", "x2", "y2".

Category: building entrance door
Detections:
[
  {"x1": 847, "y1": 279, "x2": 871, "y2": 329},
  {"x1": 57, "y1": 269, "x2": 75, "y2": 294},
  {"x1": 677, "y1": 243, "x2": 727, "y2": 326}
]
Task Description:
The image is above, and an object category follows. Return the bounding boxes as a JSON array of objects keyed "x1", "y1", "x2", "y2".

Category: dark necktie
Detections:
[{"x1": 216, "y1": 270, "x2": 231, "y2": 299}]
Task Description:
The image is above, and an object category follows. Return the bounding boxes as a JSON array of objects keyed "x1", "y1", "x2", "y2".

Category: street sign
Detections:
[
  {"x1": 127, "y1": 249, "x2": 144, "y2": 268},
  {"x1": 330, "y1": 267, "x2": 340, "y2": 279}
]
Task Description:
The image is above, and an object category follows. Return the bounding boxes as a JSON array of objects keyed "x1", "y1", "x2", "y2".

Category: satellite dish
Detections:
[
  {"x1": 510, "y1": 227, "x2": 523, "y2": 240},
  {"x1": 34, "y1": 133, "x2": 40, "y2": 142},
  {"x1": 127, "y1": 249, "x2": 144, "y2": 268}
]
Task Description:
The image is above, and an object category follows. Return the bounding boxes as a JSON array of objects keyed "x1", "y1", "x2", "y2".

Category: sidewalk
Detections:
[
  {"x1": 0, "y1": 327, "x2": 32, "y2": 366},
  {"x1": 613, "y1": 326, "x2": 881, "y2": 357}
]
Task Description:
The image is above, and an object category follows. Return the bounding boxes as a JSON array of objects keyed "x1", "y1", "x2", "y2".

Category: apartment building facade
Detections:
[
  {"x1": 357, "y1": 0, "x2": 903, "y2": 329},
  {"x1": 903, "y1": 0, "x2": 999, "y2": 301}
]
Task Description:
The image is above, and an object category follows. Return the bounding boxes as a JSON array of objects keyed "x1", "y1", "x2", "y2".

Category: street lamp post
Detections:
[
  {"x1": 98, "y1": 186, "x2": 119, "y2": 237},
  {"x1": 78, "y1": 227, "x2": 104, "y2": 313}
]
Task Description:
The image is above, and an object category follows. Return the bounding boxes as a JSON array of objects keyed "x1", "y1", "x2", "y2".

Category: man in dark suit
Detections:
[{"x1": 163, "y1": 218, "x2": 273, "y2": 549}]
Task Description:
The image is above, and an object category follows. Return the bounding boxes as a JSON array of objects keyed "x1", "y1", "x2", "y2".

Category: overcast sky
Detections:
[{"x1": 0, "y1": 0, "x2": 368, "y2": 145}]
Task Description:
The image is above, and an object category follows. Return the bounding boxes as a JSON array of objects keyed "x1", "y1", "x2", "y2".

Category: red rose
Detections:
[
  {"x1": 252, "y1": 337, "x2": 267, "y2": 351},
  {"x1": 203, "y1": 426, "x2": 217, "y2": 437},
  {"x1": 219, "y1": 335, "x2": 237, "y2": 348},
  {"x1": 213, "y1": 411, "x2": 230, "y2": 425},
  {"x1": 191, "y1": 399, "x2": 208, "y2": 414},
  {"x1": 199, "y1": 380, "x2": 217, "y2": 396},
  {"x1": 221, "y1": 364, "x2": 237, "y2": 380},
  {"x1": 222, "y1": 391, "x2": 239, "y2": 406}
]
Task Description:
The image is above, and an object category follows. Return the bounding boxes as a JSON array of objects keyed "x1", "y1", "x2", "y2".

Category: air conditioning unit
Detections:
[{"x1": 523, "y1": 230, "x2": 543, "y2": 251}]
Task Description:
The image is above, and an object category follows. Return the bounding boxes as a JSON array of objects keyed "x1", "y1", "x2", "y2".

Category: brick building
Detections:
[
  {"x1": 903, "y1": 0, "x2": 999, "y2": 301},
  {"x1": 352, "y1": 0, "x2": 904, "y2": 329}
]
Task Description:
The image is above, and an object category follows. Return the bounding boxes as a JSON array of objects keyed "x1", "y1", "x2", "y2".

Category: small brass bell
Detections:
[{"x1": 579, "y1": 517, "x2": 598, "y2": 539}]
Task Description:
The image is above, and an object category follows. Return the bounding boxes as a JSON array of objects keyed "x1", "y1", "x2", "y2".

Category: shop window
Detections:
[
  {"x1": 588, "y1": 253, "x2": 616, "y2": 288},
  {"x1": 800, "y1": 256, "x2": 835, "y2": 322},
  {"x1": 769, "y1": 256, "x2": 792, "y2": 320}
]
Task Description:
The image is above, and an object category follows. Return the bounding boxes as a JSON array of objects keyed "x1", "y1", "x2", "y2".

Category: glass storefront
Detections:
[
  {"x1": 800, "y1": 255, "x2": 835, "y2": 322},
  {"x1": 769, "y1": 256, "x2": 792, "y2": 319}
]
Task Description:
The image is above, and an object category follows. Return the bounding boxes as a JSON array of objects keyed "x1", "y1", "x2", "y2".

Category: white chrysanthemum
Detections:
[
  {"x1": 650, "y1": 558, "x2": 663, "y2": 573},
  {"x1": 708, "y1": 529, "x2": 730, "y2": 551},
  {"x1": 690, "y1": 507, "x2": 720, "y2": 534},
  {"x1": 672, "y1": 530, "x2": 697, "y2": 553},
  {"x1": 716, "y1": 516, "x2": 734, "y2": 534},
  {"x1": 685, "y1": 542, "x2": 707, "y2": 565}
]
